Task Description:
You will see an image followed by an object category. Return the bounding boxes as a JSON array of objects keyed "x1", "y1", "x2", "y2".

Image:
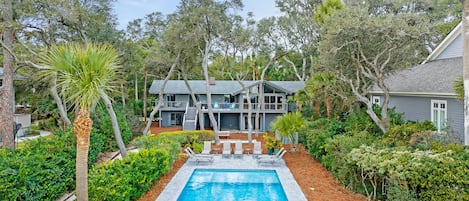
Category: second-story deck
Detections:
[{"x1": 160, "y1": 101, "x2": 288, "y2": 113}]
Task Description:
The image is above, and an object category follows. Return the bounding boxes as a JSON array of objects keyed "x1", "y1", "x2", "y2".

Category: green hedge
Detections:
[
  {"x1": 89, "y1": 136, "x2": 181, "y2": 200},
  {"x1": 0, "y1": 128, "x2": 109, "y2": 200}
]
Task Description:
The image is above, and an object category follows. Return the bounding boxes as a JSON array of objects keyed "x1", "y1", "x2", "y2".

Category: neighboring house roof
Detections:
[
  {"x1": 149, "y1": 80, "x2": 305, "y2": 95},
  {"x1": 370, "y1": 57, "x2": 461, "y2": 96},
  {"x1": 372, "y1": 22, "x2": 462, "y2": 97}
]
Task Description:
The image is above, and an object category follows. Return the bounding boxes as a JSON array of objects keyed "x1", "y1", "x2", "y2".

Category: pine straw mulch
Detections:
[{"x1": 137, "y1": 127, "x2": 366, "y2": 201}]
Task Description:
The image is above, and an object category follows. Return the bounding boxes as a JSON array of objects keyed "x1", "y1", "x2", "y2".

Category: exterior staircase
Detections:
[{"x1": 183, "y1": 106, "x2": 198, "y2": 130}]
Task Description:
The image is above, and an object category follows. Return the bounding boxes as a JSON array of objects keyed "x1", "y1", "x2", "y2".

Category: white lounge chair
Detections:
[
  {"x1": 257, "y1": 150, "x2": 287, "y2": 166},
  {"x1": 234, "y1": 142, "x2": 243, "y2": 158},
  {"x1": 258, "y1": 147, "x2": 285, "y2": 160},
  {"x1": 185, "y1": 148, "x2": 214, "y2": 164},
  {"x1": 222, "y1": 141, "x2": 231, "y2": 158},
  {"x1": 201, "y1": 141, "x2": 212, "y2": 154},
  {"x1": 253, "y1": 142, "x2": 262, "y2": 157}
]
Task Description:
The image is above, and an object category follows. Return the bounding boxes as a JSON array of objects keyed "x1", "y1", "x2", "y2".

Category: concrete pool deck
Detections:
[{"x1": 156, "y1": 154, "x2": 307, "y2": 201}]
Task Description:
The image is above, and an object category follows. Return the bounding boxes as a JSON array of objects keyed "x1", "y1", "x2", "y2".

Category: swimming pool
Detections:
[{"x1": 177, "y1": 169, "x2": 288, "y2": 201}]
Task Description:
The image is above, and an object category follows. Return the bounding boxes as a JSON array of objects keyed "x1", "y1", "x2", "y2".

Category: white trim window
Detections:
[
  {"x1": 431, "y1": 100, "x2": 447, "y2": 132},
  {"x1": 371, "y1": 96, "x2": 381, "y2": 106}
]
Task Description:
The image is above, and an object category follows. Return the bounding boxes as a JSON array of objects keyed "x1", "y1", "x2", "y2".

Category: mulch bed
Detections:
[{"x1": 137, "y1": 127, "x2": 366, "y2": 201}]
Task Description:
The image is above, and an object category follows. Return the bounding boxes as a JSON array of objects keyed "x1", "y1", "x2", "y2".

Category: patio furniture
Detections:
[
  {"x1": 222, "y1": 141, "x2": 231, "y2": 158},
  {"x1": 201, "y1": 141, "x2": 212, "y2": 154},
  {"x1": 253, "y1": 142, "x2": 262, "y2": 157},
  {"x1": 257, "y1": 150, "x2": 286, "y2": 166},
  {"x1": 218, "y1": 131, "x2": 230, "y2": 139},
  {"x1": 234, "y1": 142, "x2": 243, "y2": 158},
  {"x1": 185, "y1": 148, "x2": 214, "y2": 164},
  {"x1": 258, "y1": 147, "x2": 284, "y2": 160}
]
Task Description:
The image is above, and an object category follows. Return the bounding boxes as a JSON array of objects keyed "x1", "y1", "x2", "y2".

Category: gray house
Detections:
[
  {"x1": 370, "y1": 23, "x2": 465, "y2": 143},
  {"x1": 149, "y1": 79, "x2": 304, "y2": 131}
]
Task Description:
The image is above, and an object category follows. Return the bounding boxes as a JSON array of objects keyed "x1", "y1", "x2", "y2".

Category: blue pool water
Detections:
[{"x1": 177, "y1": 169, "x2": 288, "y2": 201}]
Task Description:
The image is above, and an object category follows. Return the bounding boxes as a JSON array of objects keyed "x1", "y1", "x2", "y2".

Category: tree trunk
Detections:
[
  {"x1": 237, "y1": 80, "x2": 253, "y2": 143},
  {"x1": 74, "y1": 109, "x2": 93, "y2": 201},
  {"x1": 143, "y1": 71, "x2": 148, "y2": 120},
  {"x1": 463, "y1": 0, "x2": 469, "y2": 145},
  {"x1": 202, "y1": 44, "x2": 219, "y2": 144},
  {"x1": 326, "y1": 97, "x2": 333, "y2": 118},
  {"x1": 142, "y1": 52, "x2": 180, "y2": 135},
  {"x1": 50, "y1": 76, "x2": 72, "y2": 128},
  {"x1": 99, "y1": 90, "x2": 127, "y2": 157},
  {"x1": 0, "y1": 0, "x2": 15, "y2": 149},
  {"x1": 134, "y1": 73, "x2": 139, "y2": 101},
  {"x1": 182, "y1": 70, "x2": 204, "y2": 130},
  {"x1": 120, "y1": 83, "x2": 126, "y2": 107}
]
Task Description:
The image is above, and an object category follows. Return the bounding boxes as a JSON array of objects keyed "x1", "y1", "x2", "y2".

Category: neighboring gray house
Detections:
[
  {"x1": 370, "y1": 23, "x2": 465, "y2": 143},
  {"x1": 149, "y1": 79, "x2": 304, "y2": 131}
]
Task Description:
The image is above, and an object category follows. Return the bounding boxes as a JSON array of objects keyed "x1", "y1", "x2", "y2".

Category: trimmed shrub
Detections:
[
  {"x1": 157, "y1": 130, "x2": 214, "y2": 147},
  {"x1": 0, "y1": 127, "x2": 109, "y2": 200},
  {"x1": 89, "y1": 142, "x2": 180, "y2": 200}
]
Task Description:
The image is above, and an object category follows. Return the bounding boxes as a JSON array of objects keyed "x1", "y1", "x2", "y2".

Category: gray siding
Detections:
[
  {"x1": 388, "y1": 95, "x2": 463, "y2": 139},
  {"x1": 436, "y1": 34, "x2": 463, "y2": 60}
]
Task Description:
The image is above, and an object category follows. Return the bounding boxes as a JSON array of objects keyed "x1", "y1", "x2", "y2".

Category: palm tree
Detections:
[
  {"x1": 271, "y1": 112, "x2": 305, "y2": 152},
  {"x1": 41, "y1": 43, "x2": 122, "y2": 200}
]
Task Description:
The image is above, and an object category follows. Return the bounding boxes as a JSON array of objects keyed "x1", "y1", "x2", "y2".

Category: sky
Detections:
[{"x1": 112, "y1": 0, "x2": 282, "y2": 30}]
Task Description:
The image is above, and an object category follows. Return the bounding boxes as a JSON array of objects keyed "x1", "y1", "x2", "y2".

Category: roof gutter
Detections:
[{"x1": 370, "y1": 91, "x2": 457, "y2": 98}]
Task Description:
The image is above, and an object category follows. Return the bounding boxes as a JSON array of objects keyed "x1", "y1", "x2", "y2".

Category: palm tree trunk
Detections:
[
  {"x1": 74, "y1": 109, "x2": 93, "y2": 201},
  {"x1": 0, "y1": 0, "x2": 15, "y2": 149},
  {"x1": 99, "y1": 90, "x2": 127, "y2": 157},
  {"x1": 463, "y1": 0, "x2": 469, "y2": 145}
]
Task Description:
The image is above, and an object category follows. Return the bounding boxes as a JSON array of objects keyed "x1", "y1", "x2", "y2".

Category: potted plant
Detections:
[{"x1": 264, "y1": 134, "x2": 282, "y2": 155}]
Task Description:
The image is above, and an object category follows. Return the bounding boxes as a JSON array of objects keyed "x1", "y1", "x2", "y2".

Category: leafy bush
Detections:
[
  {"x1": 347, "y1": 145, "x2": 469, "y2": 200},
  {"x1": 0, "y1": 127, "x2": 110, "y2": 201},
  {"x1": 384, "y1": 121, "x2": 435, "y2": 147},
  {"x1": 157, "y1": 130, "x2": 214, "y2": 146},
  {"x1": 132, "y1": 136, "x2": 181, "y2": 162},
  {"x1": 0, "y1": 130, "x2": 76, "y2": 200},
  {"x1": 92, "y1": 105, "x2": 133, "y2": 152},
  {"x1": 304, "y1": 118, "x2": 344, "y2": 160},
  {"x1": 89, "y1": 136, "x2": 181, "y2": 200}
]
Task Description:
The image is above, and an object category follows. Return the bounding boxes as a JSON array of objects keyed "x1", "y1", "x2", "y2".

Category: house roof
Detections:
[
  {"x1": 422, "y1": 22, "x2": 462, "y2": 64},
  {"x1": 370, "y1": 57, "x2": 461, "y2": 96},
  {"x1": 149, "y1": 80, "x2": 305, "y2": 95}
]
